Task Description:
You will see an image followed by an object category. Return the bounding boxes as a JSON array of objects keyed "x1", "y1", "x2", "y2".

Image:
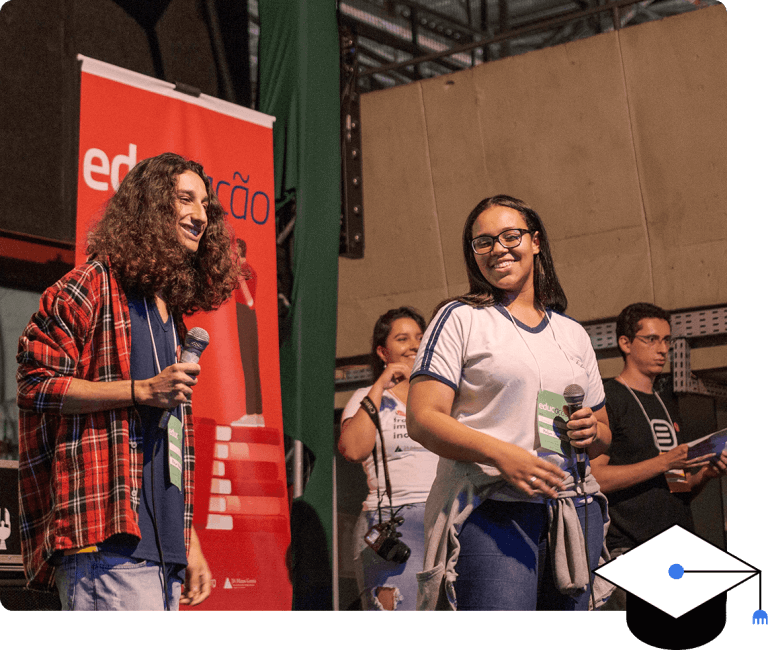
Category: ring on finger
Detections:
[{"x1": 529, "y1": 476, "x2": 538, "y2": 485}]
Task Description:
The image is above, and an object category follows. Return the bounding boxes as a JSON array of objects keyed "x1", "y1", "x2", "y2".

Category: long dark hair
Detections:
[
  {"x1": 370, "y1": 306, "x2": 426, "y2": 380},
  {"x1": 436, "y1": 195, "x2": 567, "y2": 316},
  {"x1": 86, "y1": 152, "x2": 240, "y2": 316}
]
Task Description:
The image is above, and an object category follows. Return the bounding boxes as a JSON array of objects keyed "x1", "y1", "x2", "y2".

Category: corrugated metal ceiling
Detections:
[{"x1": 338, "y1": 0, "x2": 722, "y2": 91}]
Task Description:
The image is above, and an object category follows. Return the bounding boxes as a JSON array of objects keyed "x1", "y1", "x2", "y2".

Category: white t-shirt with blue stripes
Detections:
[{"x1": 411, "y1": 301, "x2": 605, "y2": 499}]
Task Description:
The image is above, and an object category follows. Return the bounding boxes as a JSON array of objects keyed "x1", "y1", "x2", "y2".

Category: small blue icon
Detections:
[
  {"x1": 669, "y1": 564, "x2": 685, "y2": 580},
  {"x1": 754, "y1": 609, "x2": 767, "y2": 625}
]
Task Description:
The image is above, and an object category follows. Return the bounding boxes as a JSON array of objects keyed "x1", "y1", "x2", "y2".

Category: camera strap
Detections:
[{"x1": 359, "y1": 396, "x2": 396, "y2": 523}]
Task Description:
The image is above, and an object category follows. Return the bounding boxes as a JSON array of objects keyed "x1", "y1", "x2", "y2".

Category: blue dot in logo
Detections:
[{"x1": 669, "y1": 564, "x2": 685, "y2": 580}]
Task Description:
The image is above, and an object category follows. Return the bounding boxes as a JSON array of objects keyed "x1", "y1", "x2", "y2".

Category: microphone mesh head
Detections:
[
  {"x1": 187, "y1": 327, "x2": 210, "y2": 345},
  {"x1": 563, "y1": 383, "x2": 585, "y2": 406}
]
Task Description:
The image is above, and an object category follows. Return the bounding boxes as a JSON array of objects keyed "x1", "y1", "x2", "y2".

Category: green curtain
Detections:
[{"x1": 257, "y1": 0, "x2": 340, "y2": 609}]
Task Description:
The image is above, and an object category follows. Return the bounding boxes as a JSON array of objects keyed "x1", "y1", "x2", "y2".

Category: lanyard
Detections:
[
  {"x1": 143, "y1": 297, "x2": 183, "y2": 429},
  {"x1": 508, "y1": 308, "x2": 583, "y2": 473},
  {"x1": 615, "y1": 376, "x2": 674, "y2": 433},
  {"x1": 507, "y1": 309, "x2": 578, "y2": 392},
  {"x1": 359, "y1": 395, "x2": 395, "y2": 525}
]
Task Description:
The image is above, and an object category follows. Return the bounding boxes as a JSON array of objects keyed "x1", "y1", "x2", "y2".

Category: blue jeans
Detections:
[
  {"x1": 353, "y1": 502, "x2": 426, "y2": 610},
  {"x1": 54, "y1": 551, "x2": 184, "y2": 611},
  {"x1": 454, "y1": 498, "x2": 604, "y2": 610}
]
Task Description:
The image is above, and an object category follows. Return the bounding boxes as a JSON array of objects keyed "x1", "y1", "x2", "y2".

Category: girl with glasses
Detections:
[{"x1": 407, "y1": 195, "x2": 614, "y2": 610}]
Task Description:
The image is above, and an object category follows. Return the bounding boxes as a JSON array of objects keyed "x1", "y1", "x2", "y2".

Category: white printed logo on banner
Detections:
[{"x1": 83, "y1": 143, "x2": 137, "y2": 191}]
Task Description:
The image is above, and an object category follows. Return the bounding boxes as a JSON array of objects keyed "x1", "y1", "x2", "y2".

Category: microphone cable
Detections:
[
  {"x1": 575, "y1": 455, "x2": 597, "y2": 611},
  {"x1": 150, "y1": 436, "x2": 170, "y2": 611},
  {"x1": 132, "y1": 404, "x2": 170, "y2": 611},
  {"x1": 564, "y1": 384, "x2": 597, "y2": 609}
]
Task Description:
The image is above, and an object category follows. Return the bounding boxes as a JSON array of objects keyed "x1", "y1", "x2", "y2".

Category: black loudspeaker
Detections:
[
  {"x1": 0, "y1": 581, "x2": 62, "y2": 611},
  {"x1": 0, "y1": 0, "x2": 251, "y2": 246},
  {"x1": 0, "y1": 461, "x2": 59, "y2": 610}
]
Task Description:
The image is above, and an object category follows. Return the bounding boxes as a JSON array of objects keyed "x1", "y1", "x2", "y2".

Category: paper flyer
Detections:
[
  {"x1": 663, "y1": 428, "x2": 727, "y2": 493},
  {"x1": 686, "y1": 428, "x2": 727, "y2": 460}
]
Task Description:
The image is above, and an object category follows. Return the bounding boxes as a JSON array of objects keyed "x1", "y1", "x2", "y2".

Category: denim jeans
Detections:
[
  {"x1": 54, "y1": 551, "x2": 184, "y2": 611},
  {"x1": 353, "y1": 502, "x2": 426, "y2": 610},
  {"x1": 454, "y1": 498, "x2": 604, "y2": 610}
]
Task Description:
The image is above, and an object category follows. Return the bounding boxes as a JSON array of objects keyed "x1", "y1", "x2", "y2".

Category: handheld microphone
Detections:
[
  {"x1": 159, "y1": 327, "x2": 210, "y2": 428},
  {"x1": 563, "y1": 383, "x2": 595, "y2": 608},
  {"x1": 178, "y1": 327, "x2": 210, "y2": 364},
  {"x1": 563, "y1": 384, "x2": 587, "y2": 480}
]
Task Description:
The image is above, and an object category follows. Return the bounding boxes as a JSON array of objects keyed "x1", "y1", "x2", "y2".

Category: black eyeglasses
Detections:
[
  {"x1": 634, "y1": 334, "x2": 673, "y2": 348},
  {"x1": 471, "y1": 228, "x2": 533, "y2": 255}
]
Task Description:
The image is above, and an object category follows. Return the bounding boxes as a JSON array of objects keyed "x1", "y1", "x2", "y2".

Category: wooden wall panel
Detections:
[
  {"x1": 620, "y1": 6, "x2": 727, "y2": 309},
  {"x1": 420, "y1": 68, "x2": 491, "y2": 290},
  {"x1": 471, "y1": 30, "x2": 650, "y2": 322},
  {"x1": 337, "y1": 82, "x2": 444, "y2": 356},
  {"x1": 336, "y1": 6, "x2": 725, "y2": 359}
]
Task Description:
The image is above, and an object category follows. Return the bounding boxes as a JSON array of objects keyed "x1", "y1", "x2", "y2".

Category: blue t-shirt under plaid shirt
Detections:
[{"x1": 101, "y1": 295, "x2": 187, "y2": 567}]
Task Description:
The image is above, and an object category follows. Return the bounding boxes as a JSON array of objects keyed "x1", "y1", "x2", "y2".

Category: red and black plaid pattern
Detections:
[{"x1": 16, "y1": 260, "x2": 195, "y2": 590}]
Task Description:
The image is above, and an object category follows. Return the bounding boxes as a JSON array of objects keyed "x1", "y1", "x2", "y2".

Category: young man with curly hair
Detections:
[{"x1": 17, "y1": 152, "x2": 240, "y2": 610}]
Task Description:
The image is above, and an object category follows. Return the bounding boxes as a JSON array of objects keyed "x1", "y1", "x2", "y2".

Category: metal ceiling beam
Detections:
[
  {"x1": 394, "y1": 0, "x2": 484, "y2": 41},
  {"x1": 356, "y1": 0, "x2": 649, "y2": 78},
  {"x1": 341, "y1": 14, "x2": 467, "y2": 73}
]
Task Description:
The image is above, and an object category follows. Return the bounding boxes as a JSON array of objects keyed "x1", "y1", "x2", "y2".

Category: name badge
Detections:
[
  {"x1": 167, "y1": 414, "x2": 184, "y2": 490},
  {"x1": 535, "y1": 389, "x2": 572, "y2": 457}
]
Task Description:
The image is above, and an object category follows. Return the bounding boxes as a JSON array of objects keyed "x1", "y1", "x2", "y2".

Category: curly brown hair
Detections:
[{"x1": 86, "y1": 152, "x2": 240, "y2": 316}]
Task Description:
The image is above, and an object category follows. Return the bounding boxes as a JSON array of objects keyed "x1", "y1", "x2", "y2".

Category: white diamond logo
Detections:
[{"x1": 594, "y1": 525, "x2": 756, "y2": 618}]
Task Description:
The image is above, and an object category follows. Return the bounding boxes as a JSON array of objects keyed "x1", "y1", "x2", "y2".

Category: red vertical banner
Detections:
[{"x1": 75, "y1": 55, "x2": 291, "y2": 610}]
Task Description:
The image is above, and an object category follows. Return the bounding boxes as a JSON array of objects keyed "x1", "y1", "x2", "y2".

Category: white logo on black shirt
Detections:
[{"x1": 652, "y1": 419, "x2": 677, "y2": 452}]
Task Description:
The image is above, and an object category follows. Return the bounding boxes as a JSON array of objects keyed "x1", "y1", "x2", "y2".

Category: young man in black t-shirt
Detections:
[{"x1": 590, "y1": 303, "x2": 727, "y2": 610}]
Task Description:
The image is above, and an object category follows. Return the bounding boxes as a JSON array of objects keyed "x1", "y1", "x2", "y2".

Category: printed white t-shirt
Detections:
[{"x1": 342, "y1": 387, "x2": 440, "y2": 511}]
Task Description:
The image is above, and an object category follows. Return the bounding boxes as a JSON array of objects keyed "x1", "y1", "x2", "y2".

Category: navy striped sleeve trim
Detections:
[
  {"x1": 416, "y1": 301, "x2": 465, "y2": 376},
  {"x1": 590, "y1": 398, "x2": 606, "y2": 412},
  {"x1": 409, "y1": 369, "x2": 458, "y2": 392}
]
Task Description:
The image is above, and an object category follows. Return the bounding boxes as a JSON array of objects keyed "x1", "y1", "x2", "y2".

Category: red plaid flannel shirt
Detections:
[{"x1": 16, "y1": 260, "x2": 195, "y2": 590}]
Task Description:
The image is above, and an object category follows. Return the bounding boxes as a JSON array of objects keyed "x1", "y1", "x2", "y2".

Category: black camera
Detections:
[{"x1": 364, "y1": 516, "x2": 411, "y2": 564}]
